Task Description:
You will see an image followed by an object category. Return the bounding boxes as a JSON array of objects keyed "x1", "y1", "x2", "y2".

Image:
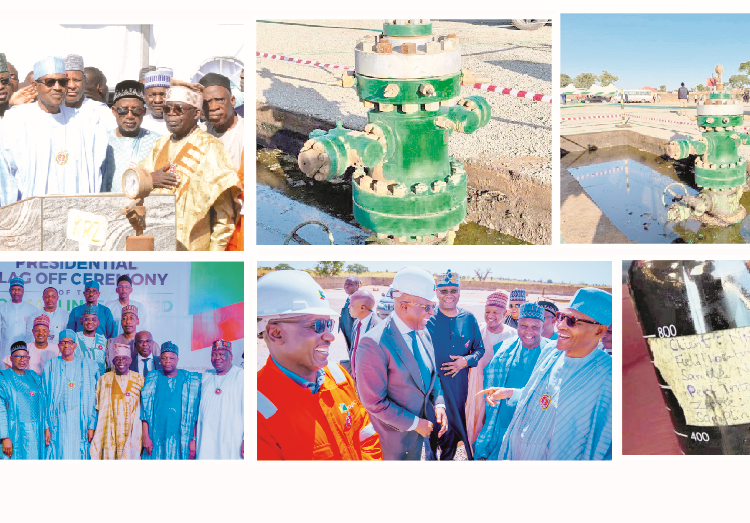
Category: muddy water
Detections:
[
  {"x1": 256, "y1": 148, "x2": 526, "y2": 245},
  {"x1": 565, "y1": 146, "x2": 750, "y2": 244}
]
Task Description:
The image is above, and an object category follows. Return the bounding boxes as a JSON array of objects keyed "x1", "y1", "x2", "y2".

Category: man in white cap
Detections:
[
  {"x1": 63, "y1": 54, "x2": 115, "y2": 130},
  {"x1": 257, "y1": 270, "x2": 382, "y2": 460},
  {"x1": 90, "y1": 343, "x2": 144, "y2": 459},
  {"x1": 137, "y1": 78, "x2": 241, "y2": 250},
  {"x1": 478, "y1": 287, "x2": 613, "y2": 460},
  {"x1": 0, "y1": 55, "x2": 107, "y2": 205},
  {"x1": 356, "y1": 266, "x2": 448, "y2": 460}
]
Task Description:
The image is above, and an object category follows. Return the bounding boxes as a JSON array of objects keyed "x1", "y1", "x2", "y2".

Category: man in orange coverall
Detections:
[{"x1": 256, "y1": 269, "x2": 382, "y2": 460}]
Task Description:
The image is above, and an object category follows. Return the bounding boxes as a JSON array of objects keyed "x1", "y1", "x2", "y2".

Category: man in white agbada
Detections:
[
  {"x1": 197, "y1": 339, "x2": 243, "y2": 459},
  {"x1": 63, "y1": 54, "x2": 116, "y2": 131},
  {"x1": 0, "y1": 56, "x2": 107, "y2": 205},
  {"x1": 0, "y1": 277, "x2": 38, "y2": 363},
  {"x1": 25, "y1": 287, "x2": 68, "y2": 345}
]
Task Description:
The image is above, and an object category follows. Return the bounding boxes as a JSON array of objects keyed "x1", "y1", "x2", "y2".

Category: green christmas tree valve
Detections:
[{"x1": 296, "y1": 19, "x2": 491, "y2": 244}]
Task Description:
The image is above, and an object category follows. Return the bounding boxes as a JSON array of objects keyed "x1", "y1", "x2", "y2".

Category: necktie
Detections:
[
  {"x1": 409, "y1": 331, "x2": 431, "y2": 391},
  {"x1": 350, "y1": 322, "x2": 362, "y2": 378},
  {"x1": 142, "y1": 357, "x2": 150, "y2": 378}
]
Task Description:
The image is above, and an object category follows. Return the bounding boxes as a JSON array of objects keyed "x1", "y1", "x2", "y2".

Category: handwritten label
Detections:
[
  {"x1": 66, "y1": 209, "x2": 108, "y2": 247},
  {"x1": 649, "y1": 327, "x2": 750, "y2": 426}
]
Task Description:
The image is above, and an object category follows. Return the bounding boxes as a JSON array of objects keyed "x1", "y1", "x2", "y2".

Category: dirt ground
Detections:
[{"x1": 466, "y1": 162, "x2": 551, "y2": 245}]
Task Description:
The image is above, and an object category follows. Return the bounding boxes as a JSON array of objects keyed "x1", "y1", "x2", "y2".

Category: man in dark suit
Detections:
[
  {"x1": 356, "y1": 267, "x2": 448, "y2": 460},
  {"x1": 338, "y1": 276, "x2": 360, "y2": 351},
  {"x1": 346, "y1": 289, "x2": 380, "y2": 380},
  {"x1": 129, "y1": 331, "x2": 162, "y2": 377}
]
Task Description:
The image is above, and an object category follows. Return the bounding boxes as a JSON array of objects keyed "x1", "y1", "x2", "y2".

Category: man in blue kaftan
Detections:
[
  {"x1": 425, "y1": 270, "x2": 484, "y2": 460},
  {"x1": 474, "y1": 303, "x2": 550, "y2": 460},
  {"x1": 67, "y1": 280, "x2": 116, "y2": 339},
  {"x1": 43, "y1": 330, "x2": 100, "y2": 460},
  {"x1": 140, "y1": 342, "x2": 201, "y2": 460},
  {"x1": 480, "y1": 288, "x2": 613, "y2": 460},
  {"x1": 0, "y1": 342, "x2": 45, "y2": 459}
]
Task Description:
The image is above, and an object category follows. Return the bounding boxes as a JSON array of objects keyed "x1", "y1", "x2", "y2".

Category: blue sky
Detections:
[
  {"x1": 259, "y1": 261, "x2": 612, "y2": 286},
  {"x1": 562, "y1": 14, "x2": 750, "y2": 90}
]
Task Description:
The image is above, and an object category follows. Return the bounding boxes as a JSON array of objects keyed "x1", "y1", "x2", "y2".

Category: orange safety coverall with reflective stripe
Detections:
[{"x1": 257, "y1": 357, "x2": 382, "y2": 460}]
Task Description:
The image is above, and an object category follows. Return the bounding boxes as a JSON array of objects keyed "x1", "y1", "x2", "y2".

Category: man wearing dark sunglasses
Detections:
[
  {"x1": 257, "y1": 270, "x2": 382, "y2": 460},
  {"x1": 504, "y1": 288, "x2": 527, "y2": 328},
  {"x1": 100, "y1": 80, "x2": 160, "y2": 192},
  {"x1": 356, "y1": 266, "x2": 448, "y2": 460},
  {"x1": 137, "y1": 79, "x2": 241, "y2": 250},
  {"x1": 478, "y1": 287, "x2": 613, "y2": 460},
  {"x1": 0, "y1": 55, "x2": 107, "y2": 206},
  {"x1": 425, "y1": 270, "x2": 484, "y2": 461},
  {"x1": 0, "y1": 53, "x2": 14, "y2": 120}
]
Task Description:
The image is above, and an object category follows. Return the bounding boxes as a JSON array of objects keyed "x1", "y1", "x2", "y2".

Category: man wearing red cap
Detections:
[
  {"x1": 196, "y1": 339, "x2": 243, "y2": 459},
  {"x1": 3, "y1": 315, "x2": 58, "y2": 374}
]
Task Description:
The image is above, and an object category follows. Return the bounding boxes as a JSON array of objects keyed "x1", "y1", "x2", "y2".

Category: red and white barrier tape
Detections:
[
  {"x1": 562, "y1": 112, "x2": 750, "y2": 132},
  {"x1": 256, "y1": 51, "x2": 551, "y2": 104},
  {"x1": 470, "y1": 83, "x2": 552, "y2": 104},
  {"x1": 256, "y1": 52, "x2": 353, "y2": 71}
]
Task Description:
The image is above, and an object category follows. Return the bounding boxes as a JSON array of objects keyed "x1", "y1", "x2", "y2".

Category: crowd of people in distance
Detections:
[
  {"x1": 257, "y1": 268, "x2": 612, "y2": 460},
  {"x1": 0, "y1": 52, "x2": 244, "y2": 251},
  {"x1": 0, "y1": 276, "x2": 244, "y2": 459}
]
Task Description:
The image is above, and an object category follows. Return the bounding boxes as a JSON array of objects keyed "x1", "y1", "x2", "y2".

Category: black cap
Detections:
[
  {"x1": 198, "y1": 72, "x2": 231, "y2": 92},
  {"x1": 113, "y1": 80, "x2": 145, "y2": 104},
  {"x1": 11, "y1": 341, "x2": 27, "y2": 354},
  {"x1": 117, "y1": 274, "x2": 133, "y2": 285}
]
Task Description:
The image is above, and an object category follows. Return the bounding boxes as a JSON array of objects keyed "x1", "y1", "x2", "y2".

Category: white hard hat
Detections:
[
  {"x1": 257, "y1": 270, "x2": 339, "y2": 334},
  {"x1": 391, "y1": 266, "x2": 436, "y2": 301}
]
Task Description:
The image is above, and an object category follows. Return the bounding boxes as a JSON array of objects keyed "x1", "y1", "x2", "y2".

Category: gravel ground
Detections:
[{"x1": 256, "y1": 19, "x2": 551, "y2": 186}]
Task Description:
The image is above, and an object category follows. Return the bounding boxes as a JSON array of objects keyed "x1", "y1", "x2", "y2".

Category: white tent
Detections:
[{"x1": 561, "y1": 83, "x2": 580, "y2": 94}]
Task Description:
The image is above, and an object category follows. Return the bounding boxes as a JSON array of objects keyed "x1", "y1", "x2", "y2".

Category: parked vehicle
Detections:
[{"x1": 583, "y1": 95, "x2": 610, "y2": 103}]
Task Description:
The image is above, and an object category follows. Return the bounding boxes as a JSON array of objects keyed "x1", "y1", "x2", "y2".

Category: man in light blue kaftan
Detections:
[
  {"x1": 67, "y1": 280, "x2": 116, "y2": 339},
  {"x1": 140, "y1": 342, "x2": 201, "y2": 460},
  {"x1": 474, "y1": 303, "x2": 550, "y2": 460},
  {"x1": 0, "y1": 343, "x2": 45, "y2": 459},
  {"x1": 0, "y1": 56, "x2": 107, "y2": 206},
  {"x1": 485, "y1": 288, "x2": 613, "y2": 460},
  {"x1": 424, "y1": 270, "x2": 484, "y2": 461},
  {"x1": 43, "y1": 330, "x2": 100, "y2": 460},
  {"x1": 100, "y1": 80, "x2": 160, "y2": 193},
  {"x1": 74, "y1": 305, "x2": 108, "y2": 374}
]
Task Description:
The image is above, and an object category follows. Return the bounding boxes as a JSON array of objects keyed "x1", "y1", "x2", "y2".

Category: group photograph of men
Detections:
[
  {"x1": 0, "y1": 24, "x2": 244, "y2": 250},
  {"x1": 256, "y1": 260, "x2": 613, "y2": 461},
  {"x1": 0, "y1": 261, "x2": 244, "y2": 459}
]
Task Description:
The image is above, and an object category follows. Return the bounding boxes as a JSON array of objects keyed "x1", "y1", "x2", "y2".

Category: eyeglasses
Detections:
[
  {"x1": 11, "y1": 354, "x2": 30, "y2": 360},
  {"x1": 163, "y1": 104, "x2": 194, "y2": 116},
  {"x1": 0, "y1": 78, "x2": 10, "y2": 86},
  {"x1": 438, "y1": 289, "x2": 459, "y2": 295},
  {"x1": 270, "y1": 319, "x2": 334, "y2": 334},
  {"x1": 509, "y1": 304, "x2": 521, "y2": 309},
  {"x1": 402, "y1": 301, "x2": 437, "y2": 314},
  {"x1": 59, "y1": 340, "x2": 76, "y2": 346},
  {"x1": 37, "y1": 78, "x2": 69, "y2": 88},
  {"x1": 113, "y1": 357, "x2": 130, "y2": 364},
  {"x1": 115, "y1": 107, "x2": 145, "y2": 117},
  {"x1": 555, "y1": 312, "x2": 601, "y2": 328}
]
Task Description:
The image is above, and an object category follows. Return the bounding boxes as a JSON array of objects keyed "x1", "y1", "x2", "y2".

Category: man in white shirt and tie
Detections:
[
  {"x1": 128, "y1": 330, "x2": 162, "y2": 376},
  {"x1": 345, "y1": 289, "x2": 379, "y2": 380}
]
